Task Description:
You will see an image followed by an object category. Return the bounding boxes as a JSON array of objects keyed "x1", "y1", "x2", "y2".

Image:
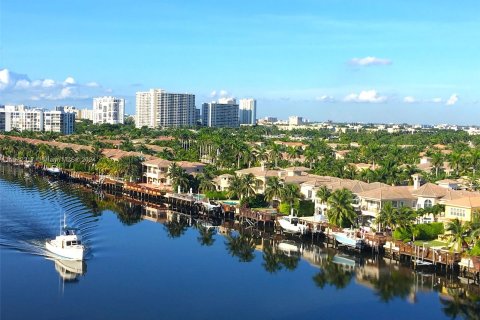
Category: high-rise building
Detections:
[
  {"x1": 135, "y1": 89, "x2": 195, "y2": 128},
  {"x1": 289, "y1": 116, "x2": 303, "y2": 126},
  {"x1": 0, "y1": 105, "x2": 75, "y2": 134},
  {"x1": 202, "y1": 98, "x2": 239, "y2": 128},
  {"x1": 239, "y1": 98, "x2": 257, "y2": 125},
  {"x1": 93, "y1": 96, "x2": 125, "y2": 124}
]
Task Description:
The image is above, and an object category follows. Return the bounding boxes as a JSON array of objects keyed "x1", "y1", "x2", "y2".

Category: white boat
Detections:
[
  {"x1": 46, "y1": 166, "x2": 61, "y2": 174},
  {"x1": 45, "y1": 216, "x2": 85, "y2": 260},
  {"x1": 196, "y1": 199, "x2": 221, "y2": 211},
  {"x1": 278, "y1": 215, "x2": 308, "y2": 234},
  {"x1": 332, "y1": 229, "x2": 364, "y2": 249}
]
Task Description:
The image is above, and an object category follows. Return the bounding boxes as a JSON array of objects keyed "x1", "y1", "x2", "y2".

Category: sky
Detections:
[{"x1": 1, "y1": 0, "x2": 479, "y2": 125}]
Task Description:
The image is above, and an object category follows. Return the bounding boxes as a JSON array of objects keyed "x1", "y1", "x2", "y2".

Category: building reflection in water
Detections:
[{"x1": 134, "y1": 204, "x2": 480, "y2": 318}]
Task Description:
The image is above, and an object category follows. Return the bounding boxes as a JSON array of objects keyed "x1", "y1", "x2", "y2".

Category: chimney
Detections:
[{"x1": 412, "y1": 174, "x2": 421, "y2": 190}]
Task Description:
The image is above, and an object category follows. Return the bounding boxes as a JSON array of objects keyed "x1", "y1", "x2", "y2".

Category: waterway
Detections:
[{"x1": 1, "y1": 164, "x2": 479, "y2": 320}]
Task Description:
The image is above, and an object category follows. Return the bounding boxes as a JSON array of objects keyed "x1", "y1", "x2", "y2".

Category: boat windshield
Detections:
[
  {"x1": 66, "y1": 240, "x2": 81, "y2": 246},
  {"x1": 64, "y1": 229, "x2": 77, "y2": 235}
]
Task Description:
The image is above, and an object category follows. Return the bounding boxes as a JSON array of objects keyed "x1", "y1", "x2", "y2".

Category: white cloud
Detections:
[
  {"x1": 431, "y1": 98, "x2": 442, "y2": 103},
  {"x1": 63, "y1": 76, "x2": 76, "y2": 85},
  {"x1": 446, "y1": 94, "x2": 459, "y2": 106},
  {"x1": 344, "y1": 90, "x2": 387, "y2": 103},
  {"x1": 349, "y1": 56, "x2": 392, "y2": 66},
  {"x1": 0, "y1": 69, "x2": 30, "y2": 90},
  {"x1": 219, "y1": 89, "x2": 229, "y2": 97},
  {"x1": 86, "y1": 81, "x2": 99, "y2": 87},
  {"x1": 210, "y1": 90, "x2": 217, "y2": 97},
  {"x1": 0, "y1": 68, "x2": 104, "y2": 102},
  {"x1": 315, "y1": 95, "x2": 335, "y2": 103},
  {"x1": 403, "y1": 96, "x2": 416, "y2": 103}
]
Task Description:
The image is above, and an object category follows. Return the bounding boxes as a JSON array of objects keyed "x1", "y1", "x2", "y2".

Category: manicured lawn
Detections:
[{"x1": 413, "y1": 240, "x2": 448, "y2": 248}]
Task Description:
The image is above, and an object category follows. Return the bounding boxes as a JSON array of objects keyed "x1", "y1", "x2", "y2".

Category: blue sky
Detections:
[{"x1": 1, "y1": 0, "x2": 479, "y2": 124}]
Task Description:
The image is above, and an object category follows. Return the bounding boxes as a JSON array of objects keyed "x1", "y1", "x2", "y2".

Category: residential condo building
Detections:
[
  {"x1": 135, "y1": 89, "x2": 195, "y2": 128},
  {"x1": 0, "y1": 105, "x2": 75, "y2": 134},
  {"x1": 93, "y1": 96, "x2": 125, "y2": 124},
  {"x1": 239, "y1": 98, "x2": 257, "y2": 125},
  {"x1": 201, "y1": 98, "x2": 239, "y2": 128}
]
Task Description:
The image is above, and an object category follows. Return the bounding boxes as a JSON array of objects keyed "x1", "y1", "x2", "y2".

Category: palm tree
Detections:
[
  {"x1": 281, "y1": 183, "x2": 302, "y2": 210},
  {"x1": 446, "y1": 219, "x2": 470, "y2": 252},
  {"x1": 262, "y1": 245, "x2": 282, "y2": 274},
  {"x1": 431, "y1": 152, "x2": 443, "y2": 177},
  {"x1": 316, "y1": 186, "x2": 331, "y2": 205},
  {"x1": 227, "y1": 175, "x2": 243, "y2": 199},
  {"x1": 197, "y1": 174, "x2": 216, "y2": 193},
  {"x1": 326, "y1": 188, "x2": 357, "y2": 227},
  {"x1": 375, "y1": 201, "x2": 397, "y2": 232},
  {"x1": 225, "y1": 232, "x2": 256, "y2": 262},
  {"x1": 240, "y1": 173, "x2": 258, "y2": 198},
  {"x1": 264, "y1": 176, "x2": 283, "y2": 206}
]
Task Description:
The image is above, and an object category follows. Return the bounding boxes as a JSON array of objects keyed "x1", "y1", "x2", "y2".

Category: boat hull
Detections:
[
  {"x1": 46, "y1": 241, "x2": 84, "y2": 260},
  {"x1": 278, "y1": 219, "x2": 307, "y2": 234},
  {"x1": 332, "y1": 232, "x2": 364, "y2": 249}
]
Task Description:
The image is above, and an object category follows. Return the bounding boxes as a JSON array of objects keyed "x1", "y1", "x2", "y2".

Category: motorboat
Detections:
[
  {"x1": 46, "y1": 166, "x2": 61, "y2": 174},
  {"x1": 332, "y1": 229, "x2": 364, "y2": 249},
  {"x1": 45, "y1": 216, "x2": 85, "y2": 260},
  {"x1": 278, "y1": 215, "x2": 308, "y2": 234},
  {"x1": 196, "y1": 198, "x2": 221, "y2": 211}
]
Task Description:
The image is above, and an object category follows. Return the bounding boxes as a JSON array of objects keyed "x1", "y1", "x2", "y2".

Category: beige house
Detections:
[
  {"x1": 213, "y1": 174, "x2": 233, "y2": 192},
  {"x1": 444, "y1": 197, "x2": 480, "y2": 223},
  {"x1": 142, "y1": 159, "x2": 205, "y2": 188}
]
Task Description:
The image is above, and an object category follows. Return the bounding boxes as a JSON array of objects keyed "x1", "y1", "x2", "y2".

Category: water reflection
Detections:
[
  {"x1": 2, "y1": 164, "x2": 480, "y2": 320},
  {"x1": 52, "y1": 258, "x2": 86, "y2": 283}
]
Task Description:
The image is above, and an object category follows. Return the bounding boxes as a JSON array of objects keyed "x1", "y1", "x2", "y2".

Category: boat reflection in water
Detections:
[{"x1": 52, "y1": 258, "x2": 87, "y2": 282}]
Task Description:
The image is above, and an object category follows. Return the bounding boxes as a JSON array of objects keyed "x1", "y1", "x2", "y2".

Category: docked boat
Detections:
[
  {"x1": 45, "y1": 216, "x2": 85, "y2": 260},
  {"x1": 332, "y1": 229, "x2": 364, "y2": 249},
  {"x1": 46, "y1": 166, "x2": 61, "y2": 174},
  {"x1": 278, "y1": 215, "x2": 308, "y2": 234},
  {"x1": 196, "y1": 198, "x2": 221, "y2": 211}
]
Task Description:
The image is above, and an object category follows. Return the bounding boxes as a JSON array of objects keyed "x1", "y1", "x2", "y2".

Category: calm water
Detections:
[{"x1": 1, "y1": 165, "x2": 479, "y2": 320}]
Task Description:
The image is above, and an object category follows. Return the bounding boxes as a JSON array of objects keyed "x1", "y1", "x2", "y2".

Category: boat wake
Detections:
[{"x1": 0, "y1": 172, "x2": 98, "y2": 260}]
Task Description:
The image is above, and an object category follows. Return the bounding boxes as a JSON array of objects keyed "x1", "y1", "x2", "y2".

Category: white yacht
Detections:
[
  {"x1": 45, "y1": 217, "x2": 85, "y2": 260},
  {"x1": 331, "y1": 229, "x2": 364, "y2": 249},
  {"x1": 46, "y1": 166, "x2": 61, "y2": 174},
  {"x1": 278, "y1": 215, "x2": 308, "y2": 234}
]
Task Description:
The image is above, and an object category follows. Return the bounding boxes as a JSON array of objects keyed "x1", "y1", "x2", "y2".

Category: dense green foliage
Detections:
[{"x1": 393, "y1": 222, "x2": 444, "y2": 242}]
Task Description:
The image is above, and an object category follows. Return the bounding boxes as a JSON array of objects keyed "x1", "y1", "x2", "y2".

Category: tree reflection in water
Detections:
[
  {"x1": 225, "y1": 232, "x2": 256, "y2": 262},
  {"x1": 261, "y1": 241, "x2": 301, "y2": 274},
  {"x1": 164, "y1": 213, "x2": 189, "y2": 239},
  {"x1": 116, "y1": 203, "x2": 143, "y2": 225},
  {"x1": 196, "y1": 225, "x2": 216, "y2": 246},
  {"x1": 440, "y1": 288, "x2": 480, "y2": 320},
  {"x1": 312, "y1": 257, "x2": 354, "y2": 289},
  {"x1": 370, "y1": 268, "x2": 414, "y2": 302}
]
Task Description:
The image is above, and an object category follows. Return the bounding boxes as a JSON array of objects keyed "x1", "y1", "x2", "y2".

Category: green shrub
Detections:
[
  {"x1": 469, "y1": 241, "x2": 480, "y2": 257},
  {"x1": 240, "y1": 194, "x2": 268, "y2": 208},
  {"x1": 393, "y1": 222, "x2": 444, "y2": 241},
  {"x1": 297, "y1": 200, "x2": 314, "y2": 217},
  {"x1": 278, "y1": 203, "x2": 291, "y2": 215},
  {"x1": 204, "y1": 191, "x2": 228, "y2": 200}
]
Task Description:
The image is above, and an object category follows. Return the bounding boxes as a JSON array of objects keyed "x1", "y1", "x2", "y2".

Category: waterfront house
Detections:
[{"x1": 444, "y1": 197, "x2": 480, "y2": 223}]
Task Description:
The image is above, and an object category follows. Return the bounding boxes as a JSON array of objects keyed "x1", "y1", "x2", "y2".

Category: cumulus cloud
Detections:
[
  {"x1": 63, "y1": 76, "x2": 76, "y2": 85},
  {"x1": 344, "y1": 90, "x2": 387, "y2": 103},
  {"x1": 446, "y1": 94, "x2": 459, "y2": 106},
  {"x1": 0, "y1": 68, "x2": 106, "y2": 102},
  {"x1": 315, "y1": 95, "x2": 335, "y2": 103},
  {"x1": 431, "y1": 98, "x2": 442, "y2": 103},
  {"x1": 403, "y1": 96, "x2": 416, "y2": 103},
  {"x1": 210, "y1": 89, "x2": 233, "y2": 99},
  {"x1": 349, "y1": 56, "x2": 392, "y2": 66}
]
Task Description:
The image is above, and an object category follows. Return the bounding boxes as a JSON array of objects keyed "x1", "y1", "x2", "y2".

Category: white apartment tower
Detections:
[
  {"x1": 202, "y1": 98, "x2": 239, "y2": 128},
  {"x1": 93, "y1": 96, "x2": 125, "y2": 124},
  {"x1": 0, "y1": 105, "x2": 75, "y2": 134},
  {"x1": 239, "y1": 98, "x2": 257, "y2": 125},
  {"x1": 135, "y1": 89, "x2": 195, "y2": 128}
]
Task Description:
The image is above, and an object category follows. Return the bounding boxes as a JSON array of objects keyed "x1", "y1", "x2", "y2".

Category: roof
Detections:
[
  {"x1": 142, "y1": 158, "x2": 172, "y2": 167},
  {"x1": 445, "y1": 196, "x2": 480, "y2": 209},
  {"x1": 440, "y1": 189, "x2": 480, "y2": 202},
  {"x1": 412, "y1": 183, "x2": 448, "y2": 198},
  {"x1": 235, "y1": 167, "x2": 281, "y2": 177},
  {"x1": 356, "y1": 186, "x2": 416, "y2": 201},
  {"x1": 284, "y1": 166, "x2": 310, "y2": 172}
]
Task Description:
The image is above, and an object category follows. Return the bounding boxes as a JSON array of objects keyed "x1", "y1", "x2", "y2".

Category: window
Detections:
[{"x1": 424, "y1": 199, "x2": 432, "y2": 208}]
